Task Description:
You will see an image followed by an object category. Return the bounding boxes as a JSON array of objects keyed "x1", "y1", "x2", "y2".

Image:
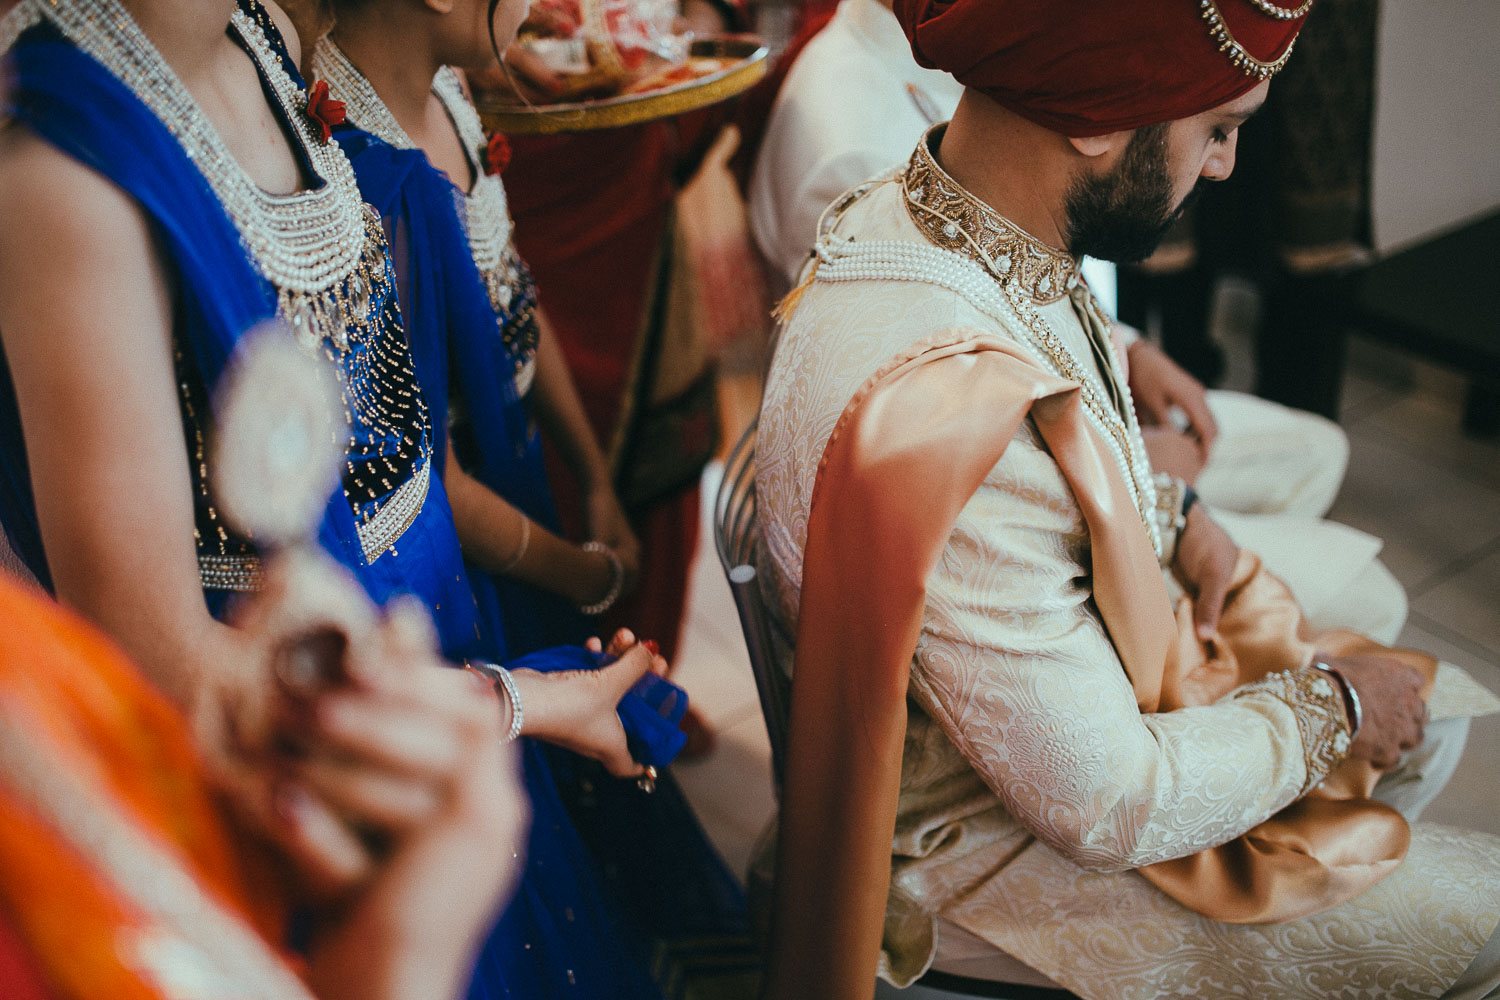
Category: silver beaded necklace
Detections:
[
  {"x1": 5, "y1": 0, "x2": 372, "y2": 347},
  {"x1": 314, "y1": 41, "x2": 515, "y2": 268},
  {"x1": 314, "y1": 38, "x2": 536, "y2": 389}
]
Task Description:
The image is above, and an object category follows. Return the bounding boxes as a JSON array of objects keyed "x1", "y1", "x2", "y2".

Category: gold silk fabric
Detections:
[{"x1": 755, "y1": 175, "x2": 1500, "y2": 998}]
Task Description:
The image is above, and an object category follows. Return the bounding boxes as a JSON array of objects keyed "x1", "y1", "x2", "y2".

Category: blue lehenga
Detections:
[
  {"x1": 321, "y1": 55, "x2": 755, "y2": 997},
  {"x1": 0, "y1": 5, "x2": 694, "y2": 999}
]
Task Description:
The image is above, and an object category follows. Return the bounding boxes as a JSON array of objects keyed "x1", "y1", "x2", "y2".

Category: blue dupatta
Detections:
[{"x1": 335, "y1": 126, "x2": 590, "y2": 657}]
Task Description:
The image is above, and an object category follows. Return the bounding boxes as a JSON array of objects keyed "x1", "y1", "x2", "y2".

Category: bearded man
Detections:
[
  {"x1": 745, "y1": 0, "x2": 1409, "y2": 653},
  {"x1": 751, "y1": 2, "x2": 1500, "y2": 998}
]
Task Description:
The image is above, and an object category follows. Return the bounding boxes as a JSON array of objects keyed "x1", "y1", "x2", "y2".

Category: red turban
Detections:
[{"x1": 894, "y1": 0, "x2": 1312, "y2": 136}]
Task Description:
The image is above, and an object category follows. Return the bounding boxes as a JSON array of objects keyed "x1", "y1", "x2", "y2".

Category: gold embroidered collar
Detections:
[{"x1": 902, "y1": 124, "x2": 1081, "y2": 305}]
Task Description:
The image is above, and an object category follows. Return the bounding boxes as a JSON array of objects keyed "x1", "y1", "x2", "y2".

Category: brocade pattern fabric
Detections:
[{"x1": 755, "y1": 175, "x2": 1500, "y2": 996}]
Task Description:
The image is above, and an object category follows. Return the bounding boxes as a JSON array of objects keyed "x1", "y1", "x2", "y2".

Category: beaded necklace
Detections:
[
  {"x1": 313, "y1": 40, "x2": 540, "y2": 394},
  {"x1": 807, "y1": 141, "x2": 1161, "y2": 554},
  {"x1": 6, "y1": 0, "x2": 375, "y2": 350}
]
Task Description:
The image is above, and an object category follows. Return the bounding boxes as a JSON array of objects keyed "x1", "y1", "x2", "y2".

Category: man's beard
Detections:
[{"x1": 1062, "y1": 123, "x2": 1202, "y2": 263}]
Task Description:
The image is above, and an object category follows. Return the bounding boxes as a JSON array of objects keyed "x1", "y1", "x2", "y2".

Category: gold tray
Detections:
[{"x1": 477, "y1": 36, "x2": 769, "y2": 135}]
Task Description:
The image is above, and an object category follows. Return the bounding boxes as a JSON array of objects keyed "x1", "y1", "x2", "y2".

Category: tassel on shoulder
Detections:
[{"x1": 772, "y1": 255, "x2": 820, "y2": 326}]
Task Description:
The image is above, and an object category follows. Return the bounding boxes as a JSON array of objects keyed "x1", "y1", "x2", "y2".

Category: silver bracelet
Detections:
[
  {"x1": 579, "y1": 540, "x2": 623, "y2": 616},
  {"x1": 467, "y1": 661, "x2": 524, "y2": 743},
  {"x1": 497, "y1": 516, "x2": 531, "y2": 573},
  {"x1": 1312, "y1": 659, "x2": 1362, "y2": 740}
]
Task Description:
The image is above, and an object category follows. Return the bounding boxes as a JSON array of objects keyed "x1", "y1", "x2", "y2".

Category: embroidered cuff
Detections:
[
  {"x1": 1232, "y1": 664, "x2": 1353, "y2": 796},
  {"x1": 1152, "y1": 472, "x2": 1190, "y2": 567}
]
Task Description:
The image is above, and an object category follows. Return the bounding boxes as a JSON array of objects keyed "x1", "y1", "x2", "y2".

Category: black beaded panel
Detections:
[
  {"x1": 489, "y1": 244, "x2": 541, "y2": 383},
  {"x1": 335, "y1": 210, "x2": 431, "y2": 527},
  {"x1": 180, "y1": 210, "x2": 432, "y2": 588}
]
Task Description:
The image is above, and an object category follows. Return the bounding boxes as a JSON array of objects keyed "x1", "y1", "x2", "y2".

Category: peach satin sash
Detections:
[
  {"x1": 766, "y1": 334, "x2": 1414, "y2": 998},
  {"x1": 1141, "y1": 562, "x2": 1430, "y2": 922}
]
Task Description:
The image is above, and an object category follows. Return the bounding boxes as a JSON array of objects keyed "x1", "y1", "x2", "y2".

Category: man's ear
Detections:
[{"x1": 1067, "y1": 130, "x2": 1130, "y2": 160}]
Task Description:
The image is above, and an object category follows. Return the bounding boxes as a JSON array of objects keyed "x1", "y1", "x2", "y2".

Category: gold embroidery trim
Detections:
[
  {"x1": 1232, "y1": 664, "x2": 1352, "y2": 795},
  {"x1": 902, "y1": 132, "x2": 1080, "y2": 305}
]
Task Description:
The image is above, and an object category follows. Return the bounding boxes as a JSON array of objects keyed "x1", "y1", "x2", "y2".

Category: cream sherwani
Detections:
[
  {"x1": 748, "y1": 0, "x2": 1405, "y2": 647},
  {"x1": 755, "y1": 134, "x2": 1500, "y2": 998}
]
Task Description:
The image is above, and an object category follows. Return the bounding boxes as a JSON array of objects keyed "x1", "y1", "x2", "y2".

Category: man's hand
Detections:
[
  {"x1": 1141, "y1": 426, "x2": 1208, "y2": 484},
  {"x1": 1173, "y1": 505, "x2": 1239, "y2": 640},
  {"x1": 1128, "y1": 339, "x2": 1218, "y2": 458},
  {"x1": 1320, "y1": 653, "x2": 1427, "y2": 769}
]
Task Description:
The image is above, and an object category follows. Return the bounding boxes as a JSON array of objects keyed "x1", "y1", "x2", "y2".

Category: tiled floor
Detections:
[
  {"x1": 1327, "y1": 349, "x2": 1500, "y2": 836},
  {"x1": 671, "y1": 311, "x2": 1500, "y2": 884}
]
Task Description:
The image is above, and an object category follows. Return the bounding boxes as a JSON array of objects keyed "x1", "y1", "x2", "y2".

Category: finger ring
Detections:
[
  {"x1": 636, "y1": 765, "x2": 657, "y2": 794},
  {"x1": 276, "y1": 643, "x2": 325, "y2": 693}
]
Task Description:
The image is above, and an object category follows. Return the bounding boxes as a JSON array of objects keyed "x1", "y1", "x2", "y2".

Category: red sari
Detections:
[{"x1": 507, "y1": 118, "x2": 725, "y2": 659}]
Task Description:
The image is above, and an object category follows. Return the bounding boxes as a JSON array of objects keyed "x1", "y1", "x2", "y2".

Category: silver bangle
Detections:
[
  {"x1": 1312, "y1": 660, "x2": 1362, "y2": 740},
  {"x1": 579, "y1": 540, "x2": 623, "y2": 616},
  {"x1": 468, "y1": 660, "x2": 524, "y2": 743},
  {"x1": 497, "y1": 515, "x2": 531, "y2": 573}
]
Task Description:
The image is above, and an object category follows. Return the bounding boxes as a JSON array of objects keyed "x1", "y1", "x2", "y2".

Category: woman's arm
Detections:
[
  {"x1": 0, "y1": 133, "x2": 261, "y2": 730},
  {"x1": 528, "y1": 311, "x2": 641, "y2": 585},
  {"x1": 442, "y1": 440, "x2": 617, "y2": 607}
]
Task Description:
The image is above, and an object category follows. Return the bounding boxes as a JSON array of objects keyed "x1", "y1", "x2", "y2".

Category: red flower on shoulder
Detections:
[
  {"x1": 304, "y1": 80, "x2": 346, "y2": 143},
  {"x1": 485, "y1": 132, "x2": 512, "y2": 176}
]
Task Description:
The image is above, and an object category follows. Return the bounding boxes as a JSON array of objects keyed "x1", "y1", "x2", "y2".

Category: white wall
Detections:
[{"x1": 1371, "y1": 0, "x2": 1500, "y2": 252}]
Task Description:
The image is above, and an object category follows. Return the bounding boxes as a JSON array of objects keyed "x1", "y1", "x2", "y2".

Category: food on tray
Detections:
[
  {"x1": 508, "y1": 0, "x2": 693, "y2": 102},
  {"x1": 619, "y1": 56, "x2": 738, "y2": 94}
]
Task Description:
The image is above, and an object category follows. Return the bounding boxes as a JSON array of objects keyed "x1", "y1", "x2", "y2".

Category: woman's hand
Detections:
[
  {"x1": 584, "y1": 486, "x2": 641, "y2": 594},
  {"x1": 512, "y1": 629, "x2": 667, "y2": 777}
]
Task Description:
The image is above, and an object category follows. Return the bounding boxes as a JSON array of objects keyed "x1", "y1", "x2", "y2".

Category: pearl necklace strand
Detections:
[
  {"x1": 313, "y1": 41, "x2": 522, "y2": 312},
  {"x1": 809, "y1": 183, "x2": 1162, "y2": 556},
  {"x1": 6, "y1": 0, "x2": 371, "y2": 346}
]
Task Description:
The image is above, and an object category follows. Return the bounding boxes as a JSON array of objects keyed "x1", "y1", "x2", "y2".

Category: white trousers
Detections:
[{"x1": 1195, "y1": 391, "x2": 1408, "y2": 645}]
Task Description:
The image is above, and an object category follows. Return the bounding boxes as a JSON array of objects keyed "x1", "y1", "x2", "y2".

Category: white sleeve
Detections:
[{"x1": 911, "y1": 419, "x2": 1350, "y2": 872}]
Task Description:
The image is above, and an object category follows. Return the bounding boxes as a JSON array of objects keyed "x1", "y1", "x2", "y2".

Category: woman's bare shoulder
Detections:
[
  {"x1": 0, "y1": 122, "x2": 170, "y2": 369},
  {"x1": 0, "y1": 123, "x2": 154, "y2": 259}
]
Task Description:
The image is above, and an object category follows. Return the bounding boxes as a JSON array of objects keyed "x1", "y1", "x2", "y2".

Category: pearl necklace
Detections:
[
  {"x1": 6, "y1": 0, "x2": 372, "y2": 348},
  {"x1": 810, "y1": 180, "x2": 1162, "y2": 556},
  {"x1": 313, "y1": 39, "x2": 536, "y2": 390}
]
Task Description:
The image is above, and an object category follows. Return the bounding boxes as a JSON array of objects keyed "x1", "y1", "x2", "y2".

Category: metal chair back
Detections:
[
  {"x1": 712, "y1": 419, "x2": 790, "y2": 787},
  {"x1": 715, "y1": 422, "x2": 1075, "y2": 1000}
]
